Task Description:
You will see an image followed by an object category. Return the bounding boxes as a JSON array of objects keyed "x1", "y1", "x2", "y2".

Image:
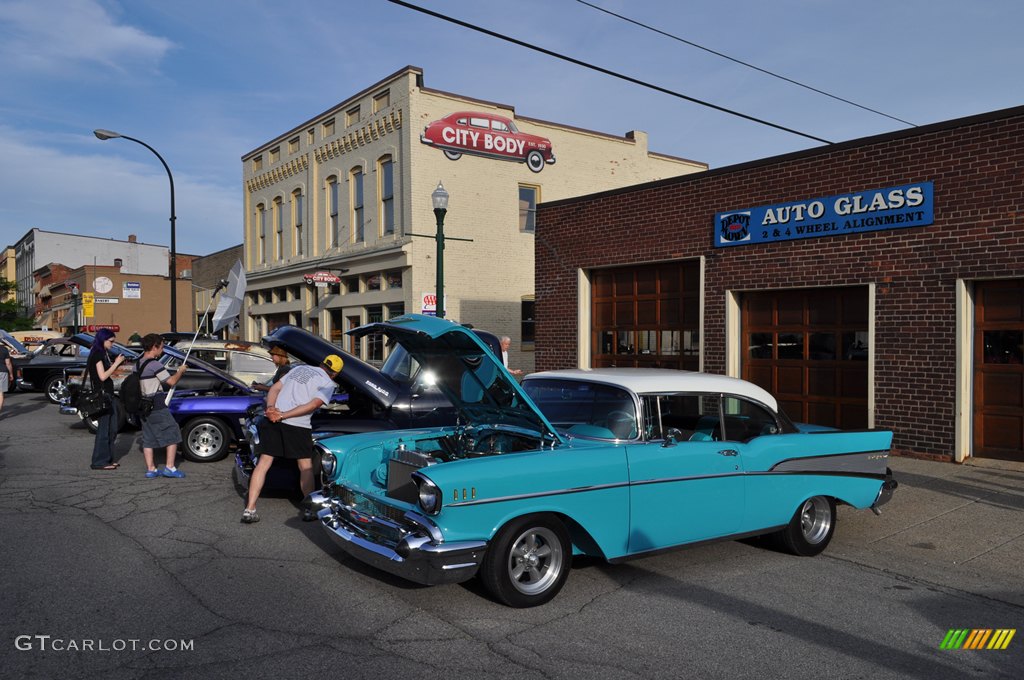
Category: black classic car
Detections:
[
  {"x1": 0, "y1": 330, "x2": 33, "y2": 393},
  {"x1": 234, "y1": 324, "x2": 503, "y2": 493},
  {"x1": 21, "y1": 334, "x2": 139, "y2": 403}
]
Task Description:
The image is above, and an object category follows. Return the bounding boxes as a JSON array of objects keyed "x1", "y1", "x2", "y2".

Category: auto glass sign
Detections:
[{"x1": 714, "y1": 182, "x2": 934, "y2": 248}]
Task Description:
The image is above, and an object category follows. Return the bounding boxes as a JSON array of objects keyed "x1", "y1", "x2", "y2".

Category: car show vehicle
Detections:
[
  {"x1": 20, "y1": 335, "x2": 137, "y2": 403},
  {"x1": 62, "y1": 345, "x2": 265, "y2": 462},
  {"x1": 0, "y1": 330, "x2": 33, "y2": 393},
  {"x1": 309, "y1": 314, "x2": 897, "y2": 607},
  {"x1": 234, "y1": 324, "x2": 503, "y2": 493},
  {"x1": 420, "y1": 111, "x2": 556, "y2": 173}
]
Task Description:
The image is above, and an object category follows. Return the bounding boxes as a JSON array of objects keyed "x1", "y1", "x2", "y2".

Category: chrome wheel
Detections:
[
  {"x1": 507, "y1": 526, "x2": 564, "y2": 596},
  {"x1": 799, "y1": 496, "x2": 833, "y2": 545},
  {"x1": 182, "y1": 417, "x2": 230, "y2": 462}
]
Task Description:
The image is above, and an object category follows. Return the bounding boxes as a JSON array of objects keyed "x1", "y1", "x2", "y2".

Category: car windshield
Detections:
[
  {"x1": 521, "y1": 378, "x2": 639, "y2": 440},
  {"x1": 380, "y1": 344, "x2": 419, "y2": 384}
]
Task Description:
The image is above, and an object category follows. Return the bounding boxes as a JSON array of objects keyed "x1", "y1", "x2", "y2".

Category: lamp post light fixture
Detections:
[
  {"x1": 93, "y1": 129, "x2": 179, "y2": 332},
  {"x1": 431, "y1": 181, "x2": 449, "y2": 319}
]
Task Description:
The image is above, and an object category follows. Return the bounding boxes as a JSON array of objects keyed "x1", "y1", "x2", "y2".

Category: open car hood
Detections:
[
  {"x1": 349, "y1": 314, "x2": 560, "y2": 441},
  {"x1": 0, "y1": 330, "x2": 30, "y2": 356},
  {"x1": 162, "y1": 345, "x2": 251, "y2": 391},
  {"x1": 261, "y1": 325, "x2": 398, "y2": 410},
  {"x1": 69, "y1": 333, "x2": 139, "y2": 359}
]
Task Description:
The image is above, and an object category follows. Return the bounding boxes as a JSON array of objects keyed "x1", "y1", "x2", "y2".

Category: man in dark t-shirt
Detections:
[{"x1": 0, "y1": 344, "x2": 12, "y2": 414}]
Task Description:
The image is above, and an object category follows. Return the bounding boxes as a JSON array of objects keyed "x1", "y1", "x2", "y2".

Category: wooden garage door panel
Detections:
[
  {"x1": 973, "y1": 279, "x2": 1024, "y2": 461},
  {"x1": 982, "y1": 372, "x2": 1023, "y2": 408},
  {"x1": 777, "y1": 366, "x2": 803, "y2": 395},
  {"x1": 742, "y1": 287, "x2": 868, "y2": 429},
  {"x1": 982, "y1": 415, "x2": 1023, "y2": 449}
]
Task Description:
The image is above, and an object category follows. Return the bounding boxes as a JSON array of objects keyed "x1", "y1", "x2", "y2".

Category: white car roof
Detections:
[{"x1": 524, "y1": 368, "x2": 779, "y2": 411}]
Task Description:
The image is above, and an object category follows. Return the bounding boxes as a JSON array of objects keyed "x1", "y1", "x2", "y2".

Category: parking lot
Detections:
[{"x1": 1, "y1": 392, "x2": 1021, "y2": 679}]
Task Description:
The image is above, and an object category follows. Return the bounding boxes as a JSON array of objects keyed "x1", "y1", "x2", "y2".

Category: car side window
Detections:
[
  {"x1": 470, "y1": 117, "x2": 489, "y2": 129},
  {"x1": 643, "y1": 394, "x2": 723, "y2": 442},
  {"x1": 232, "y1": 353, "x2": 274, "y2": 373},
  {"x1": 721, "y1": 396, "x2": 780, "y2": 443},
  {"x1": 492, "y1": 120, "x2": 510, "y2": 132}
]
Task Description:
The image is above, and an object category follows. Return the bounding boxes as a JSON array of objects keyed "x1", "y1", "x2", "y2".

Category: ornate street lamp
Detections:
[
  {"x1": 93, "y1": 129, "x2": 179, "y2": 331},
  {"x1": 431, "y1": 182, "x2": 449, "y2": 318}
]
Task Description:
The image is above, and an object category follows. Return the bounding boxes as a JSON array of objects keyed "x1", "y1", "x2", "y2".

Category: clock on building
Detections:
[{"x1": 94, "y1": 276, "x2": 113, "y2": 294}]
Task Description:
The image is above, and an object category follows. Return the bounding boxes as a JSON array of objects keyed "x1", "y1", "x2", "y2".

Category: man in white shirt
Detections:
[
  {"x1": 242, "y1": 354, "x2": 342, "y2": 524},
  {"x1": 500, "y1": 336, "x2": 523, "y2": 377}
]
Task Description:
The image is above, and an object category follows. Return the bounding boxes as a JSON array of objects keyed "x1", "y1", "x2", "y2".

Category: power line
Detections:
[
  {"x1": 387, "y1": 0, "x2": 833, "y2": 145},
  {"x1": 573, "y1": 0, "x2": 917, "y2": 127}
]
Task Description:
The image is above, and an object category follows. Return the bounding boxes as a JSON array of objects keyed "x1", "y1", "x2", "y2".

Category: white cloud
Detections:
[
  {"x1": 0, "y1": 0, "x2": 174, "y2": 75},
  {"x1": 0, "y1": 125, "x2": 241, "y2": 254}
]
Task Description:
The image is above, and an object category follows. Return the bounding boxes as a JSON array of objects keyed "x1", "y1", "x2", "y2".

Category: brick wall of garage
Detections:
[{"x1": 535, "y1": 106, "x2": 1024, "y2": 459}]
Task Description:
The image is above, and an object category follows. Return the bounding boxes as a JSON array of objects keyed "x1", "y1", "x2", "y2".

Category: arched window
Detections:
[
  {"x1": 378, "y1": 156, "x2": 395, "y2": 236},
  {"x1": 273, "y1": 197, "x2": 284, "y2": 259},
  {"x1": 350, "y1": 168, "x2": 364, "y2": 243},
  {"x1": 292, "y1": 189, "x2": 304, "y2": 255},
  {"x1": 256, "y1": 203, "x2": 266, "y2": 263},
  {"x1": 326, "y1": 176, "x2": 339, "y2": 247}
]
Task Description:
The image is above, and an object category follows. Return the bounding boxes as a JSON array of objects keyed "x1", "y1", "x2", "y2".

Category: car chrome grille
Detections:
[{"x1": 335, "y1": 486, "x2": 410, "y2": 525}]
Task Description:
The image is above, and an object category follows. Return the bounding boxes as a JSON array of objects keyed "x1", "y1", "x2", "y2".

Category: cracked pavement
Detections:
[{"x1": 1, "y1": 393, "x2": 1021, "y2": 679}]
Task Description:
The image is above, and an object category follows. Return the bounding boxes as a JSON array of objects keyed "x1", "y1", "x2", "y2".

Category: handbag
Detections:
[{"x1": 76, "y1": 369, "x2": 111, "y2": 419}]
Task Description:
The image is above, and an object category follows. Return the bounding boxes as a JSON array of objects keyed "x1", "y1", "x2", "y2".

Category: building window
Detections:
[
  {"x1": 346, "y1": 105, "x2": 361, "y2": 126},
  {"x1": 252, "y1": 155, "x2": 263, "y2": 172},
  {"x1": 373, "y1": 90, "x2": 390, "y2": 113},
  {"x1": 351, "y1": 169, "x2": 364, "y2": 243},
  {"x1": 322, "y1": 118, "x2": 335, "y2": 136},
  {"x1": 273, "y1": 197, "x2": 283, "y2": 258},
  {"x1": 327, "y1": 176, "x2": 339, "y2": 247},
  {"x1": 344, "y1": 277, "x2": 359, "y2": 294},
  {"x1": 366, "y1": 273, "x2": 381, "y2": 291},
  {"x1": 521, "y1": 297, "x2": 535, "y2": 344},
  {"x1": 385, "y1": 269, "x2": 403, "y2": 289},
  {"x1": 346, "y1": 315, "x2": 361, "y2": 355},
  {"x1": 257, "y1": 203, "x2": 267, "y2": 264},
  {"x1": 269, "y1": 147, "x2": 280, "y2": 164},
  {"x1": 307, "y1": 128, "x2": 315, "y2": 145},
  {"x1": 379, "y1": 156, "x2": 394, "y2": 236},
  {"x1": 367, "y1": 305, "x2": 384, "y2": 363},
  {"x1": 288, "y1": 137, "x2": 299, "y2": 154},
  {"x1": 292, "y1": 189, "x2": 304, "y2": 255},
  {"x1": 519, "y1": 185, "x2": 538, "y2": 233}
]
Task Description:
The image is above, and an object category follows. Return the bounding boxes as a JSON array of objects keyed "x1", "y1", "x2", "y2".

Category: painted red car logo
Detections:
[{"x1": 420, "y1": 111, "x2": 556, "y2": 173}]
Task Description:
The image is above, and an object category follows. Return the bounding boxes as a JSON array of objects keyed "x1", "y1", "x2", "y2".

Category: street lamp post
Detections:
[
  {"x1": 69, "y1": 283, "x2": 79, "y2": 335},
  {"x1": 408, "y1": 182, "x2": 471, "y2": 320},
  {"x1": 431, "y1": 182, "x2": 449, "y2": 319},
  {"x1": 93, "y1": 129, "x2": 178, "y2": 332}
]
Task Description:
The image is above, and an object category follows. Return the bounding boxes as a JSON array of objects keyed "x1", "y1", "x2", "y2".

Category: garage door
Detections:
[
  {"x1": 591, "y1": 262, "x2": 700, "y2": 370},
  {"x1": 973, "y1": 280, "x2": 1024, "y2": 461},
  {"x1": 742, "y1": 288, "x2": 868, "y2": 428}
]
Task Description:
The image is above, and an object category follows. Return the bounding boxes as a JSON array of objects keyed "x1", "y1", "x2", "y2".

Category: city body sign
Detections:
[{"x1": 420, "y1": 111, "x2": 556, "y2": 173}]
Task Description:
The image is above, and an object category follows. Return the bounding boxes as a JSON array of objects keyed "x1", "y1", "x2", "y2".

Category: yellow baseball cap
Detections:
[{"x1": 322, "y1": 354, "x2": 344, "y2": 373}]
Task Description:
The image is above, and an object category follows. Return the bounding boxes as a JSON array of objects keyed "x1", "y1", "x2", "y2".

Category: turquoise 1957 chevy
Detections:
[{"x1": 310, "y1": 315, "x2": 896, "y2": 607}]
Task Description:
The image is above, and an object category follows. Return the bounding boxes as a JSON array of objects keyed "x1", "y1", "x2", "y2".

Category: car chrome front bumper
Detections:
[{"x1": 309, "y1": 490, "x2": 486, "y2": 586}]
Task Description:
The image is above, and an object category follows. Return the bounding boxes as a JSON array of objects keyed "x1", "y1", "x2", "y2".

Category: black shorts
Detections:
[{"x1": 256, "y1": 421, "x2": 313, "y2": 460}]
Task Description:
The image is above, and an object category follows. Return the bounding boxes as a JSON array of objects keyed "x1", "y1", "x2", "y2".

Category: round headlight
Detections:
[
  {"x1": 415, "y1": 476, "x2": 442, "y2": 515},
  {"x1": 320, "y1": 452, "x2": 336, "y2": 478}
]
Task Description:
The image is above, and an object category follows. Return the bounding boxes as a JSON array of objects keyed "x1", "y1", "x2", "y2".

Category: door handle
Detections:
[{"x1": 717, "y1": 449, "x2": 739, "y2": 457}]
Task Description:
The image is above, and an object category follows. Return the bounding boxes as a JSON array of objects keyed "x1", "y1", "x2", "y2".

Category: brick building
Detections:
[
  {"x1": 535, "y1": 105, "x2": 1024, "y2": 464},
  {"x1": 240, "y1": 66, "x2": 705, "y2": 369}
]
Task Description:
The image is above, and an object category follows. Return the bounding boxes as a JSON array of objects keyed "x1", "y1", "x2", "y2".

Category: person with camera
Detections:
[
  {"x1": 87, "y1": 328, "x2": 125, "y2": 470},
  {"x1": 137, "y1": 333, "x2": 188, "y2": 478}
]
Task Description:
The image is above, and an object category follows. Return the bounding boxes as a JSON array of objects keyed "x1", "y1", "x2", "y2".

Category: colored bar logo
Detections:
[{"x1": 940, "y1": 629, "x2": 1016, "y2": 650}]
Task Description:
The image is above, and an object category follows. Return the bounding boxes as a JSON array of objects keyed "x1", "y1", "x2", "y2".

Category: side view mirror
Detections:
[{"x1": 662, "y1": 428, "x2": 684, "y2": 447}]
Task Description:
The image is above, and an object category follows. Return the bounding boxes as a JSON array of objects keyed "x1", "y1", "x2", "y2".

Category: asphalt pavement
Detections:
[{"x1": 0, "y1": 392, "x2": 1021, "y2": 679}]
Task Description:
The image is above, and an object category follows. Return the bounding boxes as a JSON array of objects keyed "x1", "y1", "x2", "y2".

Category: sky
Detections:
[{"x1": 0, "y1": 0, "x2": 1021, "y2": 256}]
